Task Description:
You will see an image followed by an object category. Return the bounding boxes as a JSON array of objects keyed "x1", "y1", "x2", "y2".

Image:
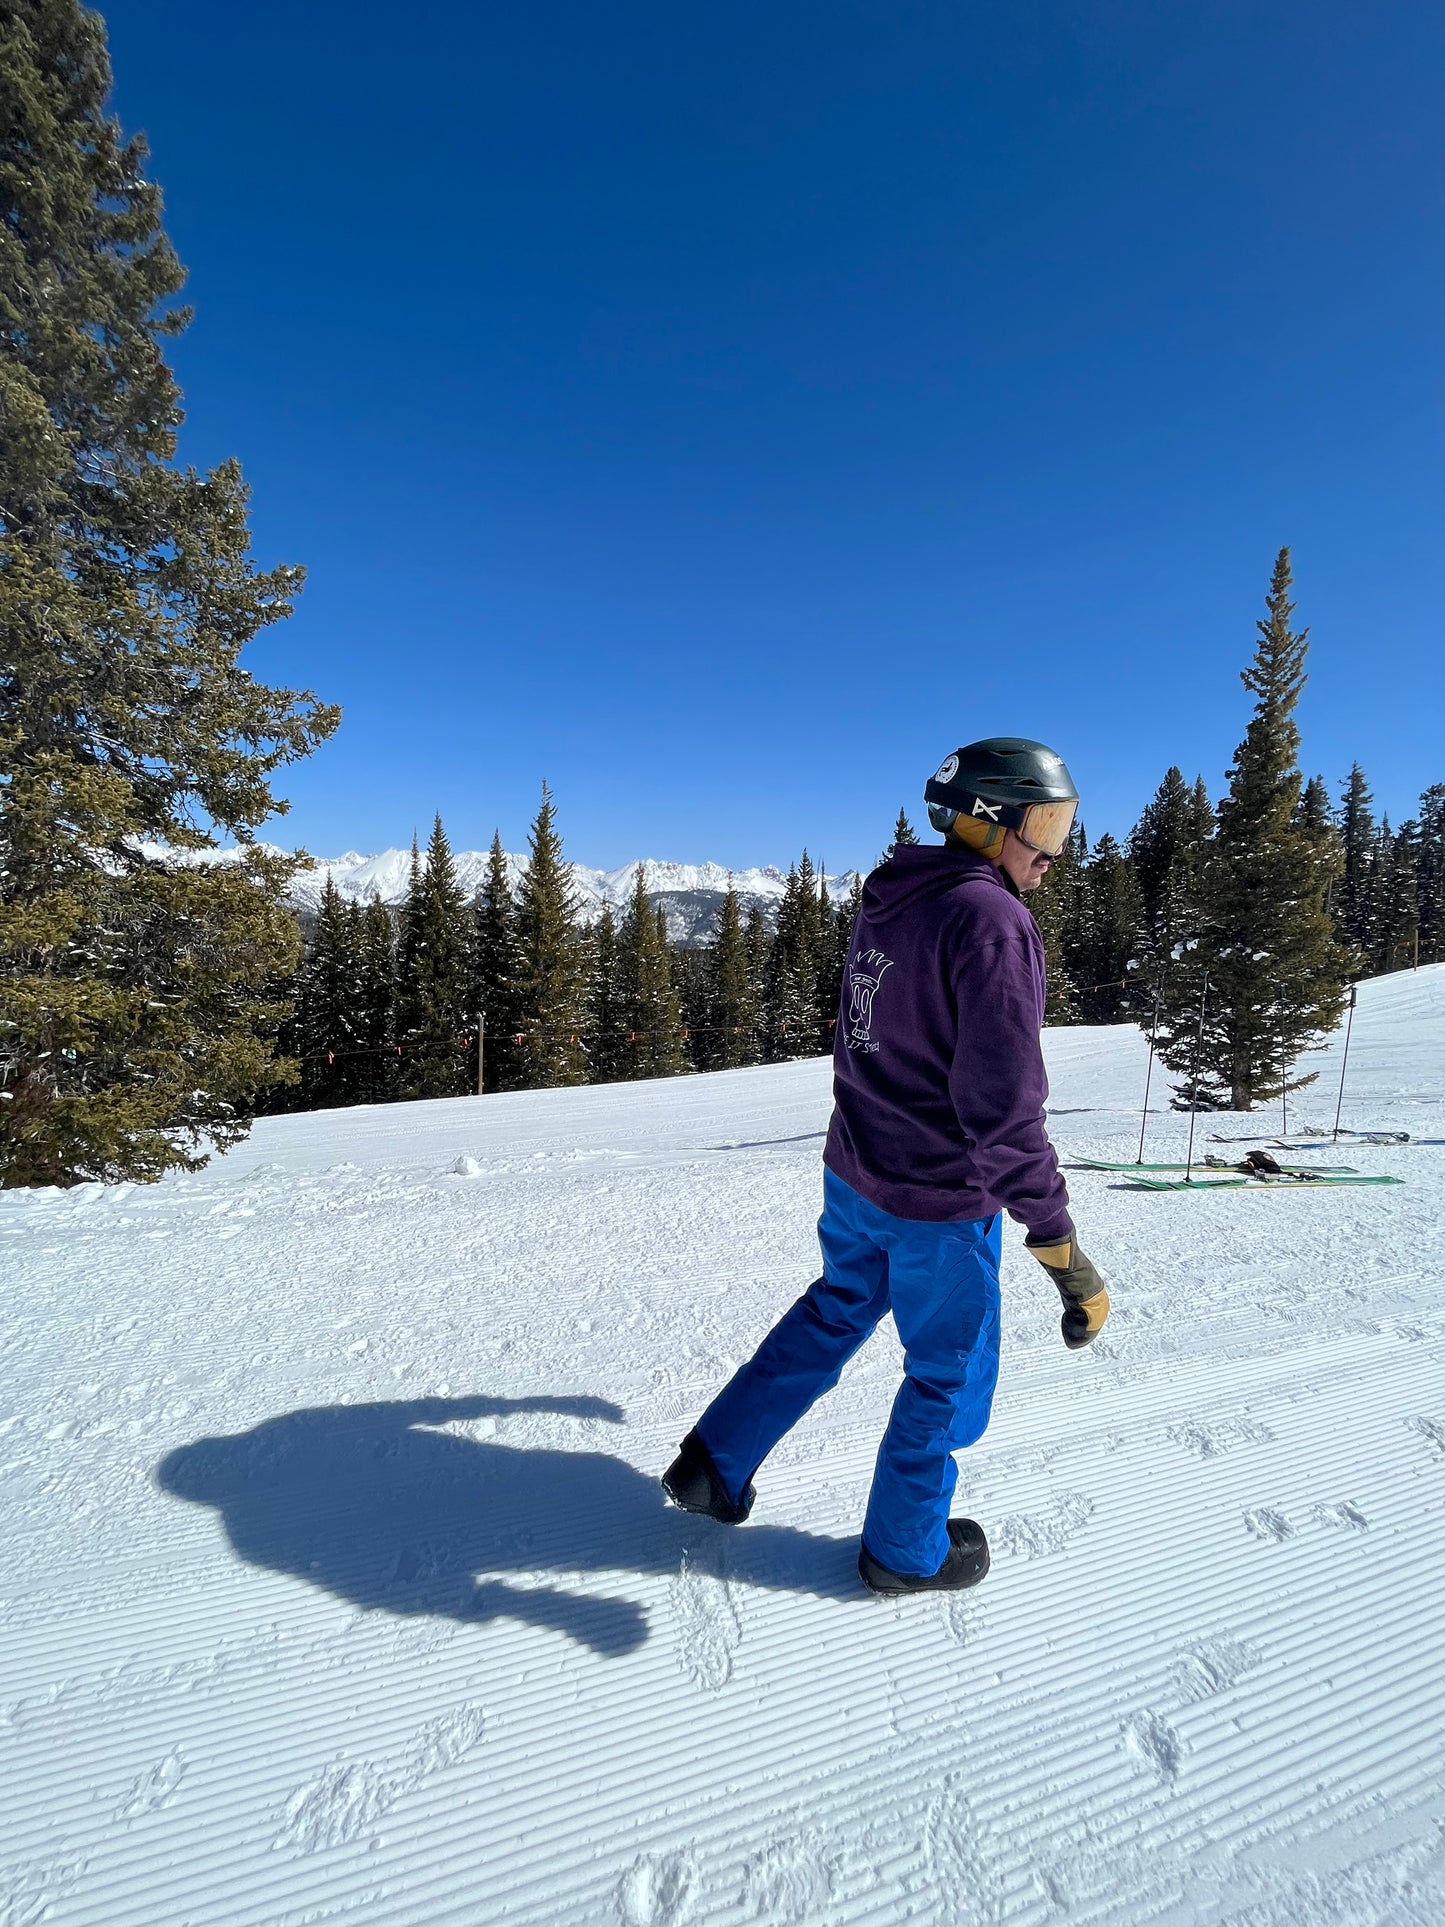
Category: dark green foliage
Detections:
[
  {"x1": 356, "y1": 896, "x2": 397, "y2": 1102},
  {"x1": 1127, "y1": 767, "x2": 1211, "y2": 988},
  {"x1": 878, "y1": 808, "x2": 919, "y2": 867},
  {"x1": 1028, "y1": 823, "x2": 1085, "y2": 1023},
  {"x1": 699, "y1": 881, "x2": 758, "y2": 1069},
  {"x1": 613, "y1": 868, "x2": 688, "y2": 1079},
  {"x1": 767, "y1": 852, "x2": 829, "y2": 1058},
  {"x1": 471, "y1": 831, "x2": 519, "y2": 1092},
  {"x1": 0, "y1": 1, "x2": 338, "y2": 1183},
  {"x1": 1335, "y1": 763, "x2": 1376, "y2": 955},
  {"x1": 1074, "y1": 835, "x2": 1143, "y2": 1023},
  {"x1": 616, "y1": 878, "x2": 689, "y2": 1086},
  {"x1": 1295, "y1": 774, "x2": 1332, "y2": 832},
  {"x1": 512, "y1": 785, "x2": 589, "y2": 1088},
  {"x1": 1368, "y1": 820, "x2": 1418, "y2": 975},
  {"x1": 584, "y1": 904, "x2": 627, "y2": 1083},
  {"x1": 396, "y1": 817, "x2": 472, "y2": 1098},
  {"x1": 296, "y1": 879, "x2": 364, "y2": 1108},
  {"x1": 823, "y1": 872, "x2": 863, "y2": 1033},
  {"x1": 1154, "y1": 550, "x2": 1349, "y2": 1110},
  {"x1": 1416, "y1": 786, "x2": 1445, "y2": 964}
]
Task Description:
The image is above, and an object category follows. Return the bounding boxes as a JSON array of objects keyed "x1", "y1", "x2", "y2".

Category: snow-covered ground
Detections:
[{"x1": 4, "y1": 968, "x2": 1443, "y2": 1927}]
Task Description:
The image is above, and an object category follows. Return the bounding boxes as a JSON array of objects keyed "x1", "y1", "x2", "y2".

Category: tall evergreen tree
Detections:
[
  {"x1": 584, "y1": 904, "x2": 626, "y2": 1083},
  {"x1": 512, "y1": 785, "x2": 588, "y2": 1088},
  {"x1": 0, "y1": 0, "x2": 338, "y2": 1185},
  {"x1": 767, "y1": 853, "x2": 827, "y2": 1058},
  {"x1": 1074, "y1": 835, "x2": 1143, "y2": 1023},
  {"x1": 1414, "y1": 785, "x2": 1445, "y2": 964},
  {"x1": 703, "y1": 881, "x2": 759, "y2": 1069},
  {"x1": 1155, "y1": 550, "x2": 1349, "y2": 1110},
  {"x1": 471, "y1": 831, "x2": 519, "y2": 1092},
  {"x1": 743, "y1": 905, "x2": 771, "y2": 1062},
  {"x1": 1027, "y1": 823, "x2": 1085, "y2": 1024},
  {"x1": 615, "y1": 867, "x2": 687, "y2": 1079},
  {"x1": 878, "y1": 808, "x2": 920, "y2": 868},
  {"x1": 295, "y1": 879, "x2": 365, "y2": 1108},
  {"x1": 395, "y1": 816, "x2": 471, "y2": 1098},
  {"x1": 1335, "y1": 763, "x2": 1377, "y2": 956},
  {"x1": 1127, "y1": 768, "x2": 1211, "y2": 988},
  {"x1": 356, "y1": 896, "x2": 396, "y2": 1103},
  {"x1": 1296, "y1": 774, "x2": 1332, "y2": 832},
  {"x1": 1370, "y1": 820, "x2": 1418, "y2": 975}
]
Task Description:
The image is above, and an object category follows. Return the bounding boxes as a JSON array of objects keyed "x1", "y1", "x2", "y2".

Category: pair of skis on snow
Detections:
[
  {"x1": 1073, "y1": 980, "x2": 1412, "y2": 1190},
  {"x1": 1208, "y1": 1127, "x2": 1440, "y2": 1149},
  {"x1": 1067, "y1": 1153, "x2": 1404, "y2": 1192}
]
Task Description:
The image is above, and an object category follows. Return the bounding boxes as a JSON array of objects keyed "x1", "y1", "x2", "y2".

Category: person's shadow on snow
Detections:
[{"x1": 156, "y1": 1396, "x2": 860, "y2": 1658}]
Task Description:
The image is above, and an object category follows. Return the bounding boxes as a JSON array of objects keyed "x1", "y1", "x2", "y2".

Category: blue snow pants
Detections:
[{"x1": 696, "y1": 1169, "x2": 1002, "y2": 1578}]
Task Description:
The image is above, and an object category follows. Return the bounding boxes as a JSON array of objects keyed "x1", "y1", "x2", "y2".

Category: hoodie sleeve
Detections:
[{"x1": 947, "y1": 925, "x2": 1073, "y2": 1242}]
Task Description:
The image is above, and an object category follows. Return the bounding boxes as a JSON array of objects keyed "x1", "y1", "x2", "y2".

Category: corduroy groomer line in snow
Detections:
[{"x1": 2, "y1": 966, "x2": 1443, "y2": 1924}]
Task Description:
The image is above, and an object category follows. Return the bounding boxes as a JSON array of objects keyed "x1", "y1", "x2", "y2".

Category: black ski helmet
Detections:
[{"x1": 924, "y1": 737, "x2": 1078, "y2": 838}]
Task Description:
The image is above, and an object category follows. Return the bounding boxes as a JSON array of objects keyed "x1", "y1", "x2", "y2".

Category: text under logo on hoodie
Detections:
[{"x1": 846, "y1": 948, "x2": 893, "y2": 1053}]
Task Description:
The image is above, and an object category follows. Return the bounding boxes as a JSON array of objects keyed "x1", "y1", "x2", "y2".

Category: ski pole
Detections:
[
  {"x1": 1136, "y1": 986, "x2": 1163, "y2": 1165},
  {"x1": 1184, "y1": 974, "x2": 1210, "y2": 1184},
  {"x1": 1279, "y1": 982, "x2": 1288, "y2": 1138},
  {"x1": 1332, "y1": 984, "x2": 1358, "y2": 1141}
]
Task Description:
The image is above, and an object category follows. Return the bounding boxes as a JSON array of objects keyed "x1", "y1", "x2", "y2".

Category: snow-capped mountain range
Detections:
[{"x1": 291, "y1": 848, "x2": 864, "y2": 944}]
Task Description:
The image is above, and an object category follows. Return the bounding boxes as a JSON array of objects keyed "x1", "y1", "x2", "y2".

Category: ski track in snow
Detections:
[{"x1": 2, "y1": 966, "x2": 1445, "y2": 1926}]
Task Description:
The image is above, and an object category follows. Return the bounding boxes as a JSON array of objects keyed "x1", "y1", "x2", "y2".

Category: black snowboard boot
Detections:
[
  {"x1": 661, "y1": 1429, "x2": 755, "y2": 1524},
  {"x1": 858, "y1": 1517, "x2": 990, "y2": 1596}
]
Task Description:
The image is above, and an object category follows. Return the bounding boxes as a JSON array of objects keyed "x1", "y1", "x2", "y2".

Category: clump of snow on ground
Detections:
[{"x1": 3, "y1": 967, "x2": 1443, "y2": 1926}]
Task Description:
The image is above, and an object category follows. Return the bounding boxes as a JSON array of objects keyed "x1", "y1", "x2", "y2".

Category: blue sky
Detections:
[{"x1": 103, "y1": 0, "x2": 1443, "y2": 871}]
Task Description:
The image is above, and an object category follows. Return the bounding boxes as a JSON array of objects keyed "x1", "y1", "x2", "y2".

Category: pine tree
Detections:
[
  {"x1": 512, "y1": 785, "x2": 588, "y2": 1087},
  {"x1": 1155, "y1": 550, "x2": 1349, "y2": 1110},
  {"x1": 815, "y1": 866, "x2": 844, "y2": 1042},
  {"x1": 395, "y1": 816, "x2": 471, "y2": 1098},
  {"x1": 296, "y1": 879, "x2": 374, "y2": 1108},
  {"x1": 615, "y1": 868, "x2": 687, "y2": 1079},
  {"x1": 1414, "y1": 785, "x2": 1445, "y2": 965},
  {"x1": 703, "y1": 881, "x2": 759, "y2": 1069},
  {"x1": 0, "y1": 1, "x2": 338, "y2": 1185},
  {"x1": 356, "y1": 896, "x2": 396, "y2": 1103},
  {"x1": 1335, "y1": 763, "x2": 1376, "y2": 956},
  {"x1": 743, "y1": 906, "x2": 771, "y2": 1063},
  {"x1": 1371, "y1": 821, "x2": 1418, "y2": 975},
  {"x1": 1128, "y1": 768, "x2": 1212, "y2": 986},
  {"x1": 1074, "y1": 835, "x2": 1143, "y2": 1023},
  {"x1": 1027, "y1": 824, "x2": 1085, "y2": 1024},
  {"x1": 878, "y1": 808, "x2": 920, "y2": 868},
  {"x1": 584, "y1": 904, "x2": 626, "y2": 1083},
  {"x1": 767, "y1": 853, "x2": 827, "y2": 1058},
  {"x1": 471, "y1": 831, "x2": 519, "y2": 1092},
  {"x1": 1296, "y1": 774, "x2": 1332, "y2": 832}
]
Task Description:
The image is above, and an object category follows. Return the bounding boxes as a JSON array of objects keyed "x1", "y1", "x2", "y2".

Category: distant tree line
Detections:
[
  {"x1": 276, "y1": 553, "x2": 1441, "y2": 1119},
  {"x1": 270, "y1": 787, "x2": 864, "y2": 1112}
]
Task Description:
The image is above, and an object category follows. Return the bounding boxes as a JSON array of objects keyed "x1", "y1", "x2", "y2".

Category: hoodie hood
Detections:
[{"x1": 862, "y1": 842, "x2": 1019, "y2": 925}]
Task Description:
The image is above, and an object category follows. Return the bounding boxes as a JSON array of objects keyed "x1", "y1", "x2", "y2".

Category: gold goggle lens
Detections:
[{"x1": 1016, "y1": 800, "x2": 1078, "y2": 857}]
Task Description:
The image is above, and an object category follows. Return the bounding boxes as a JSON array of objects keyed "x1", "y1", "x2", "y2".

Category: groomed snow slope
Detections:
[{"x1": 3, "y1": 968, "x2": 1443, "y2": 1927}]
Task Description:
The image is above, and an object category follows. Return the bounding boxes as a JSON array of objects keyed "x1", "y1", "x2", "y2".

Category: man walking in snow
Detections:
[{"x1": 662, "y1": 739, "x2": 1110, "y2": 1595}]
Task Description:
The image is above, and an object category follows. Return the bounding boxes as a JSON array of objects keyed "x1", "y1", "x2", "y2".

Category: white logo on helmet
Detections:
[
  {"x1": 971, "y1": 797, "x2": 1002, "y2": 821},
  {"x1": 935, "y1": 754, "x2": 960, "y2": 784}
]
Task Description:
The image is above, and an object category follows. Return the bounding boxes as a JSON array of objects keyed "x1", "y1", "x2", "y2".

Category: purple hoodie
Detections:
[{"x1": 823, "y1": 841, "x2": 1073, "y2": 1241}]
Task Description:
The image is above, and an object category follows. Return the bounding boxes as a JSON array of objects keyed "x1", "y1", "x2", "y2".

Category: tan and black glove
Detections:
[{"x1": 1025, "y1": 1230, "x2": 1110, "y2": 1350}]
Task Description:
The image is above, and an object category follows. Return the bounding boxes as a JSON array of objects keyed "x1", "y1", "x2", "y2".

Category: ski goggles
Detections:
[
  {"x1": 1013, "y1": 798, "x2": 1078, "y2": 856},
  {"x1": 949, "y1": 795, "x2": 1078, "y2": 856}
]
